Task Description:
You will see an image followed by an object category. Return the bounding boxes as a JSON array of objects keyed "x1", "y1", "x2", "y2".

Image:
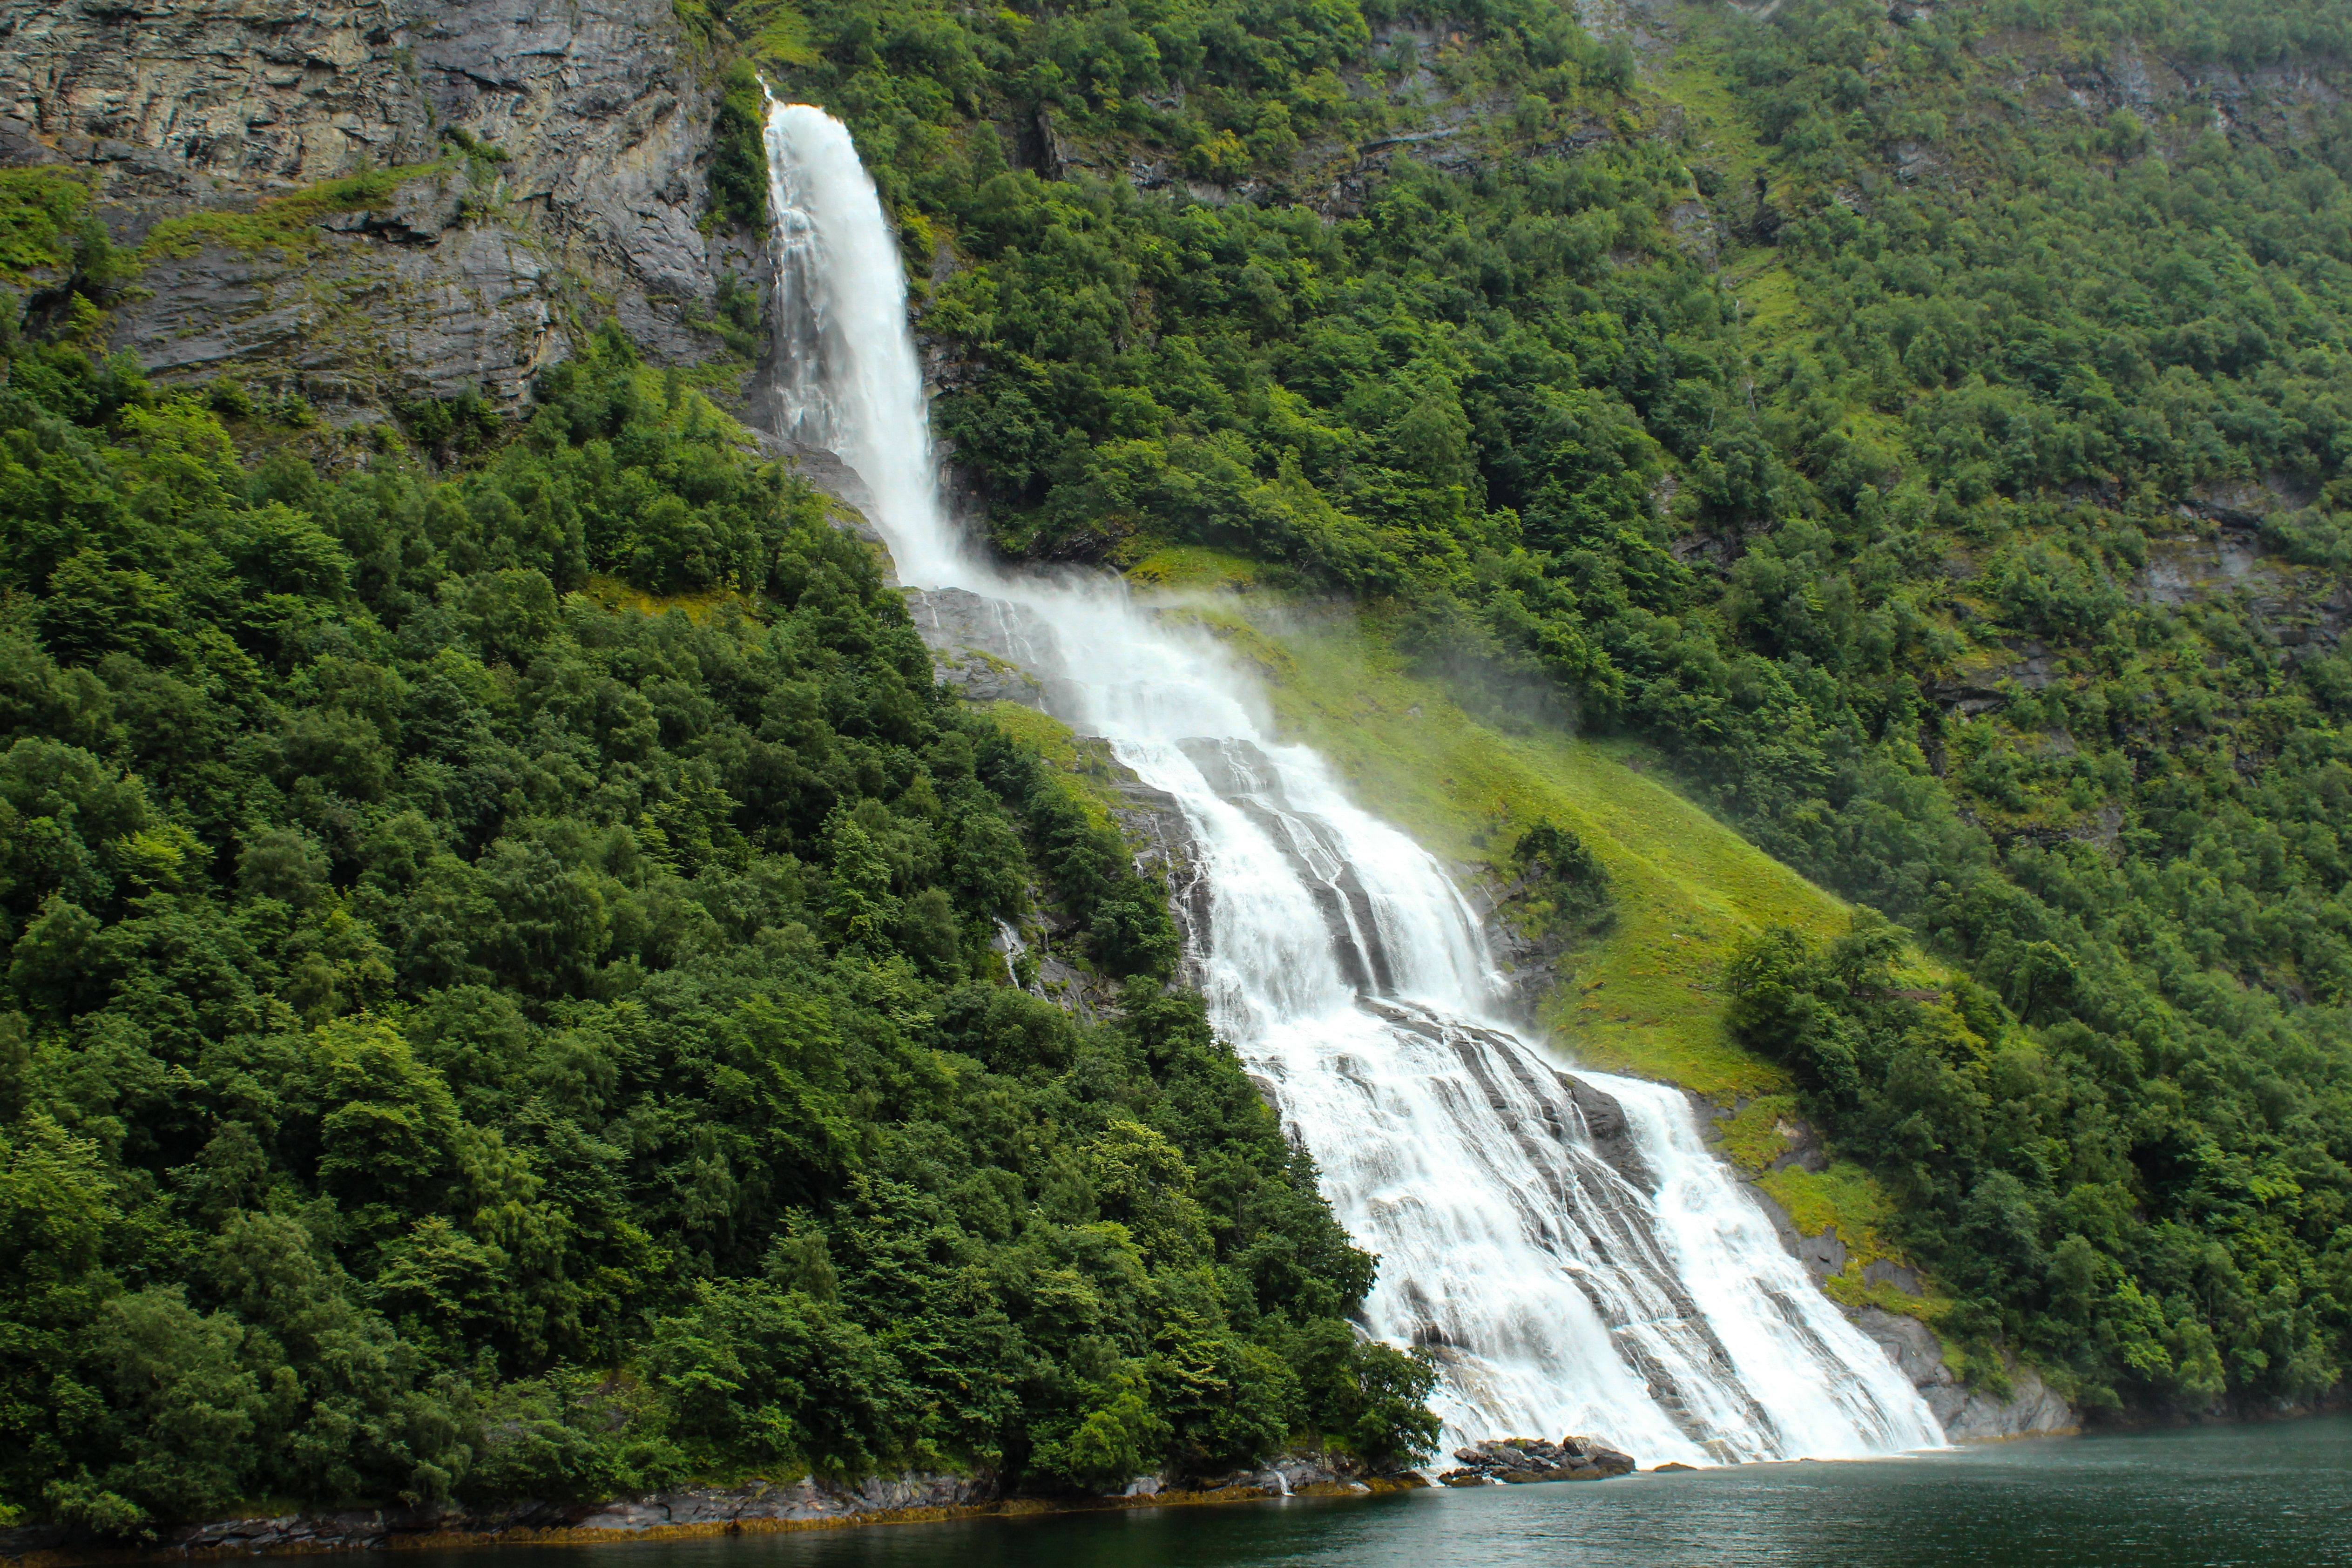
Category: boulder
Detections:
[{"x1": 1441, "y1": 1435, "x2": 1637, "y2": 1486}]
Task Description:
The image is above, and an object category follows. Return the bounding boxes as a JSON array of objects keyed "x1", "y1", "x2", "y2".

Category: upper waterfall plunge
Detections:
[{"x1": 758, "y1": 100, "x2": 1945, "y2": 1463}]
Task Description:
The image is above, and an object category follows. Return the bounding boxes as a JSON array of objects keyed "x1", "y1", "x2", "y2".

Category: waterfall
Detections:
[{"x1": 757, "y1": 100, "x2": 1945, "y2": 1464}]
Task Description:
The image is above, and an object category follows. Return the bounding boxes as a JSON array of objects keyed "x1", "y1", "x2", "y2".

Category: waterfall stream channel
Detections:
[{"x1": 757, "y1": 99, "x2": 1946, "y2": 1467}]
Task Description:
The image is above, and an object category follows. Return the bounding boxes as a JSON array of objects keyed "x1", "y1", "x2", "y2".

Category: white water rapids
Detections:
[{"x1": 758, "y1": 100, "x2": 1944, "y2": 1466}]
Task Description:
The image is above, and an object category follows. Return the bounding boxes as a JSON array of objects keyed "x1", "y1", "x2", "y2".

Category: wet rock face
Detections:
[
  {"x1": 1854, "y1": 1306, "x2": 2077, "y2": 1441},
  {"x1": 1561, "y1": 1073, "x2": 1655, "y2": 1194},
  {"x1": 1110, "y1": 773, "x2": 1210, "y2": 982},
  {"x1": 765, "y1": 438, "x2": 876, "y2": 517},
  {"x1": 904, "y1": 587, "x2": 1062, "y2": 708},
  {"x1": 1437, "y1": 1435, "x2": 1638, "y2": 1486},
  {"x1": 900, "y1": 582, "x2": 1212, "y2": 994},
  {"x1": 0, "y1": 0, "x2": 757, "y2": 409}
]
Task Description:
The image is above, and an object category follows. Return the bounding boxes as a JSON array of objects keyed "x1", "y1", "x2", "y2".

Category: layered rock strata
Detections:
[{"x1": 0, "y1": 0, "x2": 754, "y2": 410}]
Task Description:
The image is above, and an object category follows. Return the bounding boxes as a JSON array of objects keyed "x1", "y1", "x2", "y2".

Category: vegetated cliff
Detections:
[
  {"x1": 0, "y1": 7, "x2": 1461, "y2": 1541},
  {"x1": 0, "y1": 0, "x2": 754, "y2": 412},
  {"x1": 5, "y1": 0, "x2": 2329, "y2": 1493},
  {"x1": 1118, "y1": 555, "x2": 2079, "y2": 1439},
  {"x1": 755, "y1": 0, "x2": 2352, "y2": 1433},
  {"x1": 0, "y1": 303, "x2": 1446, "y2": 1542}
]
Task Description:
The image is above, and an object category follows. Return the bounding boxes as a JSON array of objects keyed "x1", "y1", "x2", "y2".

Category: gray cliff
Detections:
[
  {"x1": 1856, "y1": 1307, "x2": 2078, "y2": 1442},
  {"x1": 1724, "y1": 1104, "x2": 2080, "y2": 1443},
  {"x1": 0, "y1": 0, "x2": 755, "y2": 411}
]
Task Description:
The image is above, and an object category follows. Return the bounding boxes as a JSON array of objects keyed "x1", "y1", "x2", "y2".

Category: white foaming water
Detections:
[{"x1": 759, "y1": 100, "x2": 1944, "y2": 1463}]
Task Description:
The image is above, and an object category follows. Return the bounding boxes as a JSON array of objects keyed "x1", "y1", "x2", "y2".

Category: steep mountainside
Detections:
[
  {"x1": 727, "y1": 0, "x2": 2352, "y2": 1421},
  {"x1": 0, "y1": 4, "x2": 1444, "y2": 1540},
  {"x1": 3, "y1": 0, "x2": 2352, "y2": 1537}
]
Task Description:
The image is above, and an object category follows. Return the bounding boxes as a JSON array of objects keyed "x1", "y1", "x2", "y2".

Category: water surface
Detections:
[{"x1": 414, "y1": 1417, "x2": 2350, "y2": 1568}]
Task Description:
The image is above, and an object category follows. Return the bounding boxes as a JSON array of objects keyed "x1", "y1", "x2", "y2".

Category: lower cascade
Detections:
[{"x1": 759, "y1": 100, "x2": 1946, "y2": 1464}]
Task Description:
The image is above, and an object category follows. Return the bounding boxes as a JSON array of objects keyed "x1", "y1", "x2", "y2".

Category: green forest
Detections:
[
  {"x1": 719, "y1": 0, "x2": 2352, "y2": 1422},
  {"x1": 6, "y1": 0, "x2": 2352, "y2": 1537},
  {"x1": 0, "y1": 216, "x2": 1435, "y2": 1525}
]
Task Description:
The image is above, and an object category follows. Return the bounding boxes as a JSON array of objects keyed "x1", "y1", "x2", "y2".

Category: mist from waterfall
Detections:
[{"x1": 758, "y1": 97, "x2": 1944, "y2": 1464}]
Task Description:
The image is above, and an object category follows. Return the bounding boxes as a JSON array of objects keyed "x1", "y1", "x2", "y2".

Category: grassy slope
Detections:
[
  {"x1": 1138, "y1": 547, "x2": 1833, "y2": 1099},
  {"x1": 1126, "y1": 547, "x2": 1950, "y2": 1329}
]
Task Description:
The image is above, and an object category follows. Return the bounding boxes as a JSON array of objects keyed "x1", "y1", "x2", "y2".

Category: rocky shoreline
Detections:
[{"x1": 0, "y1": 1458, "x2": 1427, "y2": 1568}]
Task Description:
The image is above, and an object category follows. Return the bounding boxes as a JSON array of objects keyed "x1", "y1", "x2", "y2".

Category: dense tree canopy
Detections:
[
  {"x1": 0, "y1": 215, "x2": 1433, "y2": 1527},
  {"x1": 730, "y1": 0, "x2": 2352, "y2": 1417},
  {"x1": 7, "y1": 0, "x2": 2352, "y2": 1533}
]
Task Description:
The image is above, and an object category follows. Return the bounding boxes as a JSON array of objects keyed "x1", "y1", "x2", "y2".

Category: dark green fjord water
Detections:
[{"x1": 411, "y1": 1417, "x2": 2351, "y2": 1568}]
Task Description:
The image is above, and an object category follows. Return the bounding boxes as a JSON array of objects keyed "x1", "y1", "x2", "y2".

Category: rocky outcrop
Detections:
[
  {"x1": 769, "y1": 439, "x2": 877, "y2": 518},
  {"x1": 1738, "y1": 1166, "x2": 1858, "y2": 1292},
  {"x1": 570, "y1": 1473, "x2": 997, "y2": 1532},
  {"x1": 0, "y1": 0, "x2": 757, "y2": 411},
  {"x1": 1856, "y1": 1306, "x2": 2078, "y2": 1441},
  {"x1": 1124, "y1": 1449, "x2": 1422, "y2": 1502},
  {"x1": 904, "y1": 586, "x2": 1062, "y2": 708},
  {"x1": 1109, "y1": 773, "x2": 1212, "y2": 985},
  {"x1": 1437, "y1": 1435, "x2": 1637, "y2": 1486},
  {"x1": 1561, "y1": 1072, "x2": 1654, "y2": 1193},
  {"x1": 114, "y1": 211, "x2": 568, "y2": 408}
]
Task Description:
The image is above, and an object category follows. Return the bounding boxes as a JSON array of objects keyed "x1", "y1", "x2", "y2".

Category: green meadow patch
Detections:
[{"x1": 1134, "y1": 554, "x2": 1843, "y2": 1103}]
